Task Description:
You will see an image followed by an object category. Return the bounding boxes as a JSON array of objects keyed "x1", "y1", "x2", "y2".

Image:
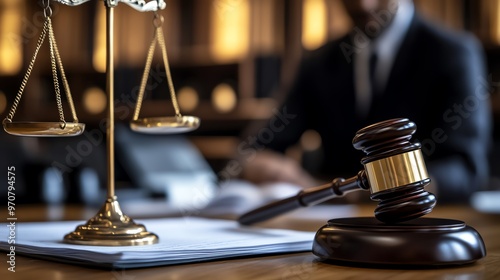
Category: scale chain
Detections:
[
  {"x1": 133, "y1": 13, "x2": 182, "y2": 120},
  {"x1": 157, "y1": 23, "x2": 181, "y2": 118},
  {"x1": 3, "y1": 2, "x2": 79, "y2": 128},
  {"x1": 50, "y1": 19, "x2": 79, "y2": 123},
  {"x1": 3, "y1": 18, "x2": 50, "y2": 124},
  {"x1": 132, "y1": 27, "x2": 157, "y2": 121},
  {"x1": 48, "y1": 18, "x2": 67, "y2": 128}
]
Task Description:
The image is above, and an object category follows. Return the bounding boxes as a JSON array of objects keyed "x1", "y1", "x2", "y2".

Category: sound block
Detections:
[{"x1": 313, "y1": 217, "x2": 486, "y2": 267}]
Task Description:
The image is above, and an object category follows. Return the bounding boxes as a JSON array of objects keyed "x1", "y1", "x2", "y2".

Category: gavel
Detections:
[{"x1": 238, "y1": 118, "x2": 437, "y2": 225}]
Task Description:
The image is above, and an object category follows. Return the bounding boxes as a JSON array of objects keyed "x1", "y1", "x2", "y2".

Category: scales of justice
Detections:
[
  {"x1": 2, "y1": 0, "x2": 197, "y2": 246},
  {"x1": 0, "y1": 0, "x2": 488, "y2": 267}
]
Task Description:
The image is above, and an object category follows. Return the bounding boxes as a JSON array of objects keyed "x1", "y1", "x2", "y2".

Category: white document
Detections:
[{"x1": 0, "y1": 217, "x2": 314, "y2": 268}]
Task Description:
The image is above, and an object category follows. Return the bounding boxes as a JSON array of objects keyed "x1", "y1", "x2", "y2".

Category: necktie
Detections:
[{"x1": 369, "y1": 50, "x2": 378, "y2": 95}]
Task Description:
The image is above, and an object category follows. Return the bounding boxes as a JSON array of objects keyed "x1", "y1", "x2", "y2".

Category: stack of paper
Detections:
[{"x1": 0, "y1": 217, "x2": 314, "y2": 268}]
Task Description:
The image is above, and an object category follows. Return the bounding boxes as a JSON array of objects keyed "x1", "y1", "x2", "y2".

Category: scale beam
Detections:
[{"x1": 54, "y1": 0, "x2": 166, "y2": 11}]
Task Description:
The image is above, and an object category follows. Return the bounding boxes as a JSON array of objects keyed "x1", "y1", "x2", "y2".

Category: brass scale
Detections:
[{"x1": 2, "y1": 0, "x2": 199, "y2": 245}]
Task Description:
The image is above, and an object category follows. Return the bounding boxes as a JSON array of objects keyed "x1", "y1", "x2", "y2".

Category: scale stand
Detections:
[
  {"x1": 64, "y1": 0, "x2": 199, "y2": 245},
  {"x1": 4, "y1": 0, "x2": 199, "y2": 246}
]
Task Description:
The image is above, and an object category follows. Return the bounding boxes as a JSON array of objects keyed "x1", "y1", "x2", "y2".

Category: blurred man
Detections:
[{"x1": 239, "y1": 0, "x2": 492, "y2": 203}]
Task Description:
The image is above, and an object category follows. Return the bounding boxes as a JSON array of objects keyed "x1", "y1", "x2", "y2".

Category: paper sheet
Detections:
[{"x1": 0, "y1": 217, "x2": 314, "y2": 268}]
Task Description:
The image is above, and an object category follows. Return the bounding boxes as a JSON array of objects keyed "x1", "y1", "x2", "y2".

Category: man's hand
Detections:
[{"x1": 240, "y1": 150, "x2": 317, "y2": 188}]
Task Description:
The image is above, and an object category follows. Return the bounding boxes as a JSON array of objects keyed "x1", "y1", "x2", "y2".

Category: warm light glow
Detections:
[
  {"x1": 83, "y1": 87, "x2": 107, "y2": 114},
  {"x1": 494, "y1": 0, "x2": 500, "y2": 44},
  {"x1": 210, "y1": 0, "x2": 250, "y2": 62},
  {"x1": 212, "y1": 83, "x2": 237, "y2": 113},
  {"x1": 178, "y1": 86, "x2": 199, "y2": 112},
  {"x1": 0, "y1": 91, "x2": 7, "y2": 114},
  {"x1": 93, "y1": 4, "x2": 107, "y2": 73},
  {"x1": 302, "y1": 0, "x2": 328, "y2": 50},
  {"x1": 329, "y1": 0, "x2": 353, "y2": 38},
  {"x1": 0, "y1": 0, "x2": 23, "y2": 75},
  {"x1": 300, "y1": 129, "x2": 322, "y2": 151}
]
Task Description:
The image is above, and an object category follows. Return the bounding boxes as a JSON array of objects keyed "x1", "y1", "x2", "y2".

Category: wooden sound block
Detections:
[{"x1": 313, "y1": 217, "x2": 486, "y2": 267}]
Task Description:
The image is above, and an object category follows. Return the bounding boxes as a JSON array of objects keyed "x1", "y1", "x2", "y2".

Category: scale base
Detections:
[
  {"x1": 63, "y1": 197, "x2": 158, "y2": 246},
  {"x1": 313, "y1": 217, "x2": 486, "y2": 267}
]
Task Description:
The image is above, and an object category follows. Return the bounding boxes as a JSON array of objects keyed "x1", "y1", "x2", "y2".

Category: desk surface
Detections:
[{"x1": 1, "y1": 203, "x2": 499, "y2": 280}]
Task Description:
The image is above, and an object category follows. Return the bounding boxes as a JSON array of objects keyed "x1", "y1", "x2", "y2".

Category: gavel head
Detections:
[{"x1": 352, "y1": 118, "x2": 436, "y2": 223}]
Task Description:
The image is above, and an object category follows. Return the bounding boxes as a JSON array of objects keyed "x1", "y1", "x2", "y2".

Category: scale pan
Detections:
[
  {"x1": 3, "y1": 122, "x2": 85, "y2": 137},
  {"x1": 130, "y1": 116, "x2": 200, "y2": 134}
]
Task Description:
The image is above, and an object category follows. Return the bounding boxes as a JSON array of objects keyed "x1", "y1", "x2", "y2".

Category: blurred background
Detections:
[{"x1": 0, "y1": 0, "x2": 499, "y2": 208}]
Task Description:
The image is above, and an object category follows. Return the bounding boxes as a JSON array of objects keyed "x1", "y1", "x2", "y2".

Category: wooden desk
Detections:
[{"x1": 1, "y1": 204, "x2": 499, "y2": 280}]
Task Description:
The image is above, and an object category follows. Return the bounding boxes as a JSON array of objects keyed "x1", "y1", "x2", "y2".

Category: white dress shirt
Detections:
[{"x1": 353, "y1": 0, "x2": 415, "y2": 117}]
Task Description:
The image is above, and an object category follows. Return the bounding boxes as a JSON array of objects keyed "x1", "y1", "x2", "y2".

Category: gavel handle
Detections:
[{"x1": 238, "y1": 171, "x2": 369, "y2": 225}]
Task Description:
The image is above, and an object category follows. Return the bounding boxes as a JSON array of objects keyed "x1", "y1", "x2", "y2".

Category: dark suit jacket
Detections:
[{"x1": 260, "y1": 14, "x2": 492, "y2": 203}]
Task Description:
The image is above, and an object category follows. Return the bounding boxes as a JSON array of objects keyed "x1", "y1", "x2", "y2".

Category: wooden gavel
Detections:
[{"x1": 238, "y1": 118, "x2": 437, "y2": 225}]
